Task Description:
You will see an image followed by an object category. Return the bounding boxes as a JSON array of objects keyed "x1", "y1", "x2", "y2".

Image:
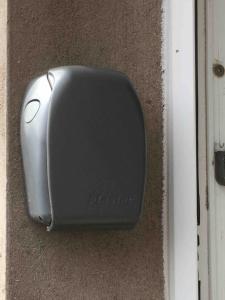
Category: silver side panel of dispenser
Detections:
[{"x1": 20, "y1": 75, "x2": 52, "y2": 225}]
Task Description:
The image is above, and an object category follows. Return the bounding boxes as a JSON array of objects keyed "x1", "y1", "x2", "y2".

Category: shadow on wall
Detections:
[{"x1": 7, "y1": 0, "x2": 163, "y2": 299}]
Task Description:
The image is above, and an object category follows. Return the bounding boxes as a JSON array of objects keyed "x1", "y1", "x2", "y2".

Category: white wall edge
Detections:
[{"x1": 162, "y1": 0, "x2": 198, "y2": 299}]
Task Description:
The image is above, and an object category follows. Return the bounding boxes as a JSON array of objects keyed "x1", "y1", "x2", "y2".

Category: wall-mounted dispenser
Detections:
[{"x1": 21, "y1": 66, "x2": 146, "y2": 231}]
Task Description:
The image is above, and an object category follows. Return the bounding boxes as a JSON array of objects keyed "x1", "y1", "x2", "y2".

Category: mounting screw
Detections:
[{"x1": 213, "y1": 64, "x2": 225, "y2": 77}]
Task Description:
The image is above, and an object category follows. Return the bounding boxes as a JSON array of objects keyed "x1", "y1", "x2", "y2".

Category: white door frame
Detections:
[
  {"x1": 197, "y1": 0, "x2": 209, "y2": 299},
  {"x1": 206, "y1": 0, "x2": 225, "y2": 299},
  {"x1": 163, "y1": 1, "x2": 198, "y2": 299}
]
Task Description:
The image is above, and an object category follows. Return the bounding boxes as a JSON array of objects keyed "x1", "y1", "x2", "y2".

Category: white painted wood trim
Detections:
[
  {"x1": 163, "y1": 0, "x2": 198, "y2": 299},
  {"x1": 197, "y1": 1, "x2": 209, "y2": 299},
  {"x1": 206, "y1": 1, "x2": 225, "y2": 299}
]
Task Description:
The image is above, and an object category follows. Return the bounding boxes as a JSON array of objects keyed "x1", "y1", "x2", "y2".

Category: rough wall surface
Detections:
[
  {"x1": 7, "y1": 1, "x2": 163, "y2": 299},
  {"x1": 0, "y1": 0, "x2": 6, "y2": 298}
]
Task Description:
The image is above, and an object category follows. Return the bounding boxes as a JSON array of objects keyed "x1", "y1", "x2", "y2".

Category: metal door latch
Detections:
[{"x1": 215, "y1": 151, "x2": 225, "y2": 186}]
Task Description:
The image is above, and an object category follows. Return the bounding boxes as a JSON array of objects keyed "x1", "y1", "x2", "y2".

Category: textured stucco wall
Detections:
[
  {"x1": 0, "y1": 0, "x2": 6, "y2": 298},
  {"x1": 7, "y1": 1, "x2": 163, "y2": 299}
]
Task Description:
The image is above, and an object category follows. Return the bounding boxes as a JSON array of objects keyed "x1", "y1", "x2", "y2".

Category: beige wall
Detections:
[
  {"x1": 6, "y1": 1, "x2": 164, "y2": 299},
  {"x1": 0, "y1": 0, "x2": 6, "y2": 298}
]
